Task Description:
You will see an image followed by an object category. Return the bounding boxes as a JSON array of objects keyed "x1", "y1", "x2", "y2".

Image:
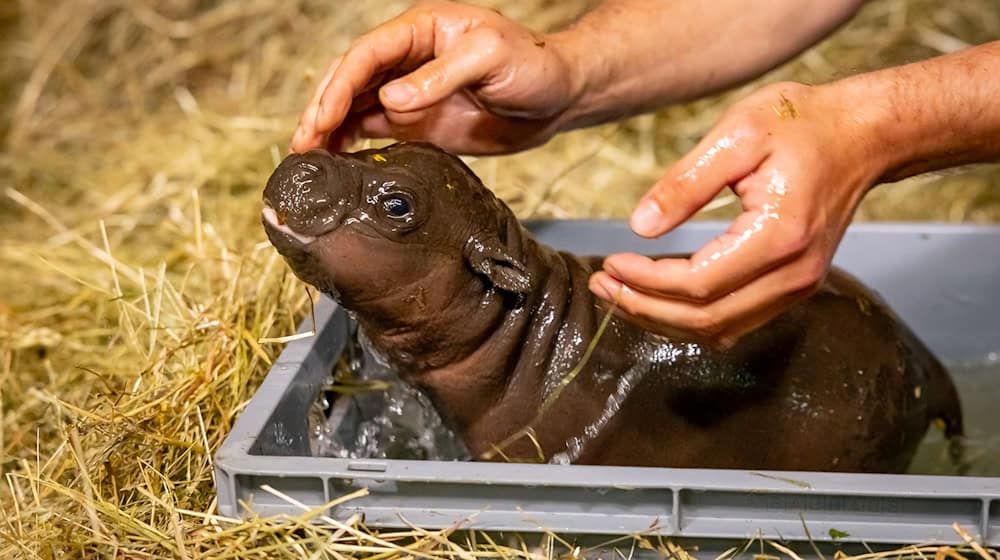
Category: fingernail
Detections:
[
  {"x1": 382, "y1": 82, "x2": 417, "y2": 108},
  {"x1": 591, "y1": 275, "x2": 622, "y2": 302},
  {"x1": 630, "y1": 199, "x2": 663, "y2": 237},
  {"x1": 591, "y1": 279, "x2": 611, "y2": 301}
]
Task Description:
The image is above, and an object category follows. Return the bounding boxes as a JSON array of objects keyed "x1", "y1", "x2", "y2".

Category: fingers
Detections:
[
  {"x1": 312, "y1": 56, "x2": 342, "y2": 105},
  {"x1": 378, "y1": 26, "x2": 507, "y2": 112},
  {"x1": 316, "y1": 17, "x2": 435, "y2": 131},
  {"x1": 609, "y1": 161, "x2": 819, "y2": 305},
  {"x1": 325, "y1": 109, "x2": 394, "y2": 152},
  {"x1": 630, "y1": 125, "x2": 766, "y2": 238},
  {"x1": 589, "y1": 252, "x2": 824, "y2": 347},
  {"x1": 590, "y1": 81, "x2": 865, "y2": 347},
  {"x1": 292, "y1": 57, "x2": 343, "y2": 152},
  {"x1": 293, "y1": 8, "x2": 511, "y2": 154},
  {"x1": 597, "y1": 149, "x2": 832, "y2": 346},
  {"x1": 290, "y1": 13, "x2": 437, "y2": 153},
  {"x1": 350, "y1": 110, "x2": 395, "y2": 139},
  {"x1": 602, "y1": 199, "x2": 814, "y2": 304}
]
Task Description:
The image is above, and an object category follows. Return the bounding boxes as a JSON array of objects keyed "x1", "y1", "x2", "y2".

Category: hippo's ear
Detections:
[{"x1": 464, "y1": 236, "x2": 532, "y2": 295}]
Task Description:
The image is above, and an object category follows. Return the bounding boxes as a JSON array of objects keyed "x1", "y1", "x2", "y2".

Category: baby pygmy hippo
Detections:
[{"x1": 262, "y1": 141, "x2": 963, "y2": 473}]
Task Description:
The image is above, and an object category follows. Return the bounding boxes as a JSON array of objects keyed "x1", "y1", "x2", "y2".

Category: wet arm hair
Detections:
[{"x1": 848, "y1": 40, "x2": 1000, "y2": 184}]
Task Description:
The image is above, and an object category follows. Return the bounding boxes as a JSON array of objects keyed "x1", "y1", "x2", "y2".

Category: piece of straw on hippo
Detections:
[{"x1": 262, "y1": 140, "x2": 963, "y2": 473}]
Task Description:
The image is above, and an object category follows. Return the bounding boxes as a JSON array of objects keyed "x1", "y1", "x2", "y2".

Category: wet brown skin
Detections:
[{"x1": 262, "y1": 141, "x2": 963, "y2": 473}]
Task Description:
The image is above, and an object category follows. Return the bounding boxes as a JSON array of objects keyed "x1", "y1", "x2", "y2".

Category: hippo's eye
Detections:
[{"x1": 381, "y1": 195, "x2": 412, "y2": 219}]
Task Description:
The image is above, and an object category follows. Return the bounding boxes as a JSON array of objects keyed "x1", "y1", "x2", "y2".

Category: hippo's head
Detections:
[{"x1": 262, "y1": 141, "x2": 532, "y2": 329}]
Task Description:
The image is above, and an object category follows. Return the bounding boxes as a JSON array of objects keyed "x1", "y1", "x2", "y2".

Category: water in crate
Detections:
[
  {"x1": 907, "y1": 359, "x2": 1000, "y2": 476},
  {"x1": 309, "y1": 329, "x2": 999, "y2": 475},
  {"x1": 309, "y1": 330, "x2": 469, "y2": 461}
]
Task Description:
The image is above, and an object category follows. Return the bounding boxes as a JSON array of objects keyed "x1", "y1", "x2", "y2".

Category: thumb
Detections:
[
  {"x1": 631, "y1": 128, "x2": 767, "y2": 238},
  {"x1": 379, "y1": 27, "x2": 507, "y2": 112}
]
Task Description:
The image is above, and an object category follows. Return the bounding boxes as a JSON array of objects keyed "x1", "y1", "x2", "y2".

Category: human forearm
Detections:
[
  {"x1": 294, "y1": 0, "x2": 866, "y2": 155},
  {"x1": 549, "y1": 0, "x2": 867, "y2": 130},
  {"x1": 589, "y1": 39, "x2": 1000, "y2": 347},
  {"x1": 833, "y1": 40, "x2": 1000, "y2": 184}
]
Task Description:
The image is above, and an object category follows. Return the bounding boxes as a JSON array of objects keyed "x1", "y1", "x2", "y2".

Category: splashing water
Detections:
[
  {"x1": 308, "y1": 329, "x2": 470, "y2": 461},
  {"x1": 309, "y1": 379, "x2": 471, "y2": 460},
  {"x1": 308, "y1": 326, "x2": 999, "y2": 475}
]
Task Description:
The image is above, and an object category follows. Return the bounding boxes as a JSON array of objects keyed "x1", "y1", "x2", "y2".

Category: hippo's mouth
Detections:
[{"x1": 262, "y1": 206, "x2": 318, "y2": 245}]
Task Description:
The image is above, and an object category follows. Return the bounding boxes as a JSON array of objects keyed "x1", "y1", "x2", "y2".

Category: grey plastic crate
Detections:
[{"x1": 215, "y1": 220, "x2": 1000, "y2": 554}]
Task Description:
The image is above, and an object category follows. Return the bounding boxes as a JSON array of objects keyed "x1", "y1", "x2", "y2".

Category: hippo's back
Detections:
[{"x1": 554, "y1": 252, "x2": 962, "y2": 473}]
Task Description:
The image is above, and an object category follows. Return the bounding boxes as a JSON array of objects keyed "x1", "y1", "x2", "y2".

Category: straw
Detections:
[{"x1": 1, "y1": 0, "x2": 998, "y2": 557}]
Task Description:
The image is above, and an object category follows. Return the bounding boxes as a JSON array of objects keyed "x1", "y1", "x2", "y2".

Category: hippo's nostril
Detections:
[{"x1": 263, "y1": 148, "x2": 360, "y2": 238}]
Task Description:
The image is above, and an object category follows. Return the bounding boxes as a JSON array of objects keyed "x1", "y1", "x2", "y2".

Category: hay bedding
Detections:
[{"x1": 1, "y1": 0, "x2": 998, "y2": 557}]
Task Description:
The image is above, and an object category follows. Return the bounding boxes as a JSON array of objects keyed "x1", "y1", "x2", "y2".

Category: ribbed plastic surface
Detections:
[{"x1": 215, "y1": 220, "x2": 1000, "y2": 555}]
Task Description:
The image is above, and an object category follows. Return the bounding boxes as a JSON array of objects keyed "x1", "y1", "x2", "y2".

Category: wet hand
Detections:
[
  {"x1": 291, "y1": 0, "x2": 579, "y2": 155},
  {"x1": 589, "y1": 81, "x2": 887, "y2": 348}
]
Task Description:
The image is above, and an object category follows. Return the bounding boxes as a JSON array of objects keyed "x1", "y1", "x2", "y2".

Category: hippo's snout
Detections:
[
  {"x1": 261, "y1": 200, "x2": 341, "y2": 299},
  {"x1": 262, "y1": 150, "x2": 360, "y2": 238},
  {"x1": 262, "y1": 207, "x2": 317, "y2": 245}
]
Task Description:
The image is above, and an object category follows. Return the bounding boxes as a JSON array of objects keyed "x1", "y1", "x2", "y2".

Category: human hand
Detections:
[
  {"x1": 589, "y1": 81, "x2": 888, "y2": 348},
  {"x1": 291, "y1": 0, "x2": 580, "y2": 155}
]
